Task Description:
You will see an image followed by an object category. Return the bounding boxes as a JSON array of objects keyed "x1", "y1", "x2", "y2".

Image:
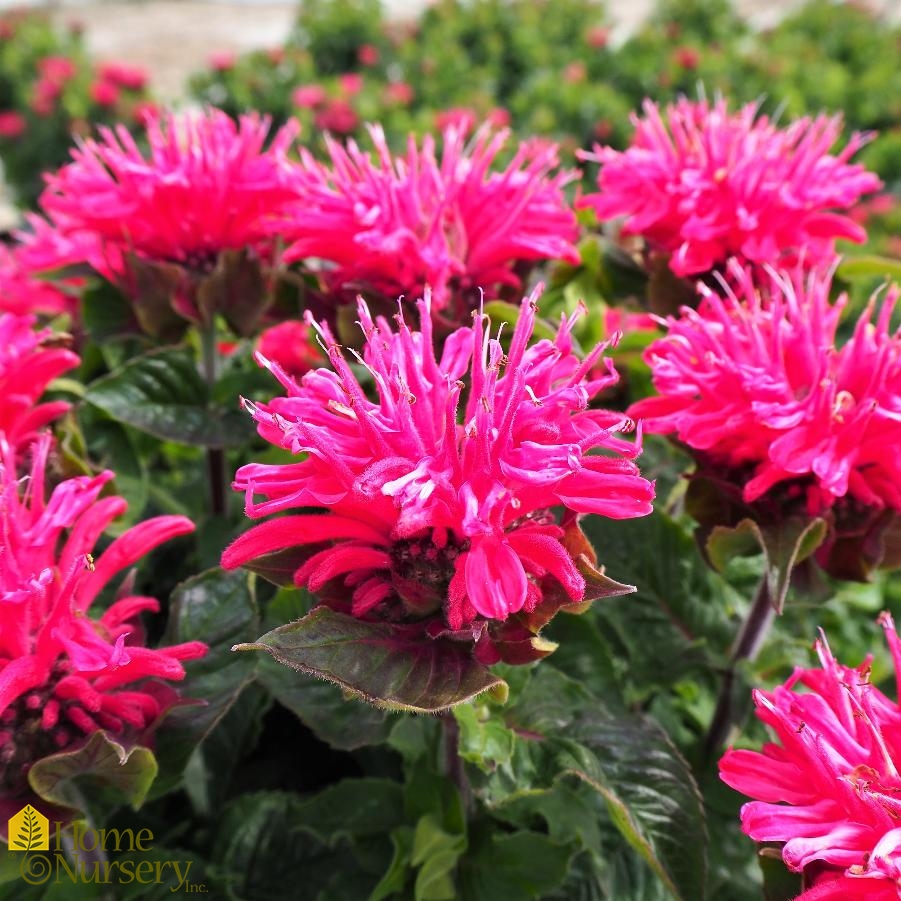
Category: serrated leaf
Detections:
[
  {"x1": 84, "y1": 346, "x2": 251, "y2": 448},
  {"x1": 235, "y1": 606, "x2": 508, "y2": 713},
  {"x1": 457, "y1": 830, "x2": 574, "y2": 901},
  {"x1": 28, "y1": 732, "x2": 157, "y2": 813},
  {"x1": 494, "y1": 668, "x2": 707, "y2": 901},
  {"x1": 707, "y1": 517, "x2": 827, "y2": 613},
  {"x1": 152, "y1": 569, "x2": 260, "y2": 797},
  {"x1": 256, "y1": 654, "x2": 395, "y2": 750}
]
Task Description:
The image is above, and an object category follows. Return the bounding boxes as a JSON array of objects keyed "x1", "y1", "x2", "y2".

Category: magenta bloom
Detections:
[
  {"x1": 256, "y1": 320, "x2": 321, "y2": 381},
  {"x1": 280, "y1": 124, "x2": 580, "y2": 320},
  {"x1": 0, "y1": 243, "x2": 76, "y2": 317},
  {"x1": 42, "y1": 108, "x2": 299, "y2": 270},
  {"x1": 0, "y1": 313, "x2": 79, "y2": 453},
  {"x1": 223, "y1": 287, "x2": 654, "y2": 662},
  {"x1": 0, "y1": 435, "x2": 206, "y2": 803},
  {"x1": 630, "y1": 265, "x2": 901, "y2": 518},
  {"x1": 719, "y1": 615, "x2": 901, "y2": 899},
  {"x1": 579, "y1": 98, "x2": 881, "y2": 276}
]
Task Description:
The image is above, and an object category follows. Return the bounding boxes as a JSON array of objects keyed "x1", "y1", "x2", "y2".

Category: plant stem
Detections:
[
  {"x1": 441, "y1": 711, "x2": 471, "y2": 813},
  {"x1": 703, "y1": 576, "x2": 775, "y2": 760},
  {"x1": 200, "y1": 322, "x2": 226, "y2": 517}
]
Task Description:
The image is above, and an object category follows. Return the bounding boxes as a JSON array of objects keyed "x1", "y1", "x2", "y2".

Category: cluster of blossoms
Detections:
[
  {"x1": 0, "y1": 436, "x2": 206, "y2": 811},
  {"x1": 579, "y1": 98, "x2": 882, "y2": 277},
  {"x1": 0, "y1": 313, "x2": 79, "y2": 453},
  {"x1": 629, "y1": 264, "x2": 901, "y2": 576},
  {"x1": 222, "y1": 288, "x2": 654, "y2": 663},
  {"x1": 720, "y1": 615, "x2": 901, "y2": 900},
  {"x1": 0, "y1": 312, "x2": 206, "y2": 820},
  {"x1": 279, "y1": 124, "x2": 581, "y2": 326},
  {"x1": 32, "y1": 109, "x2": 301, "y2": 333}
]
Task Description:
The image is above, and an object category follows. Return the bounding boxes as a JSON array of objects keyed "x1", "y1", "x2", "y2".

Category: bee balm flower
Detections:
[
  {"x1": 579, "y1": 98, "x2": 881, "y2": 277},
  {"x1": 37, "y1": 108, "x2": 301, "y2": 333},
  {"x1": 0, "y1": 313, "x2": 79, "y2": 453},
  {"x1": 719, "y1": 614, "x2": 901, "y2": 901},
  {"x1": 629, "y1": 264, "x2": 901, "y2": 576},
  {"x1": 223, "y1": 287, "x2": 654, "y2": 663},
  {"x1": 280, "y1": 124, "x2": 580, "y2": 325},
  {"x1": 0, "y1": 436, "x2": 206, "y2": 805}
]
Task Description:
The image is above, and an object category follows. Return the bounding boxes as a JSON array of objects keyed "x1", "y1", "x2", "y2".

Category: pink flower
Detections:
[
  {"x1": 435, "y1": 107, "x2": 476, "y2": 134},
  {"x1": 0, "y1": 243, "x2": 76, "y2": 317},
  {"x1": 281, "y1": 124, "x2": 580, "y2": 318},
  {"x1": 41, "y1": 109, "x2": 299, "y2": 271},
  {"x1": 629, "y1": 264, "x2": 901, "y2": 519},
  {"x1": 0, "y1": 314, "x2": 79, "y2": 453},
  {"x1": 292, "y1": 84, "x2": 327, "y2": 109},
  {"x1": 358, "y1": 44, "x2": 379, "y2": 67},
  {"x1": 338, "y1": 73, "x2": 364, "y2": 97},
  {"x1": 313, "y1": 98, "x2": 359, "y2": 134},
  {"x1": 0, "y1": 436, "x2": 206, "y2": 802},
  {"x1": 585, "y1": 26, "x2": 609, "y2": 49},
  {"x1": 579, "y1": 98, "x2": 882, "y2": 276},
  {"x1": 256, "y1": 320, "x2": 321, "y2": 380},
  {"x1": 719, "y1": 614, "x2": 901, "y2": 900},
  {"x1": 384, "y1": 81, "x2": 414, "y2": 106},
  {"x1": 222, "y1": 288, "x2": 654, "y2": 662},
  {"x1": 37, "y1": 55, "x2": 77, "y2": 85},
  {"x1": 0, "y1": 111, "x2": 25, "y2": 139},
  {"x1": 97, "y1": 61, "x2": 148, "y2": 91},
  {"x1": 89, "y1": 78, "x2": 119, "y2": 108},
  {"x1": 208, "y1": 50, "x2": 236, "y2": 72}
]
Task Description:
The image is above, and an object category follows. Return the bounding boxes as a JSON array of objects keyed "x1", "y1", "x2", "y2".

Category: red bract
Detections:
[
  {"x1": 579, "y1": 98, "x2": 881, "y2": 276},
  {"x1": 719, "y1": 615, "x2": 901, "y2": 900},
  {"x1": 280, "y1": 124, "x2": 580, "y2": 320},
  {"x1": 630, "y1": 265, "x2": 901, "y2": 518},
  {"x1": 41, "y1": 108, "x2": 299, "y2": 271},
  {"x1": 0, "y1": 436, "x2": 206, "y2": 800},
  {"x1": 0, "y1": 314, "x2": 79, "y2": 452},
  {"x1": 222, "y1": 287, "x2": 654, "y2": 661}
]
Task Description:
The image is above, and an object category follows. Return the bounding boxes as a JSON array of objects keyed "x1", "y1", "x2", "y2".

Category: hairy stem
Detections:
[
  {"x1": 704, "y1": 576, "x2": 775, "y2": 760},
  {"x1": 200, "y1": 322, "x2": 226, "y2": 518}
]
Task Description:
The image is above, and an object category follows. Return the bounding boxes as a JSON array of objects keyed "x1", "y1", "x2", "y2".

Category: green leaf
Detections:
[
  {"x1": 212, "y1": 791, "x2": 389, "y2": 901},
  {"x1": 153, "y1": 569, "x2": 260, "y2": 797},
  {"x1": 837, "y1": 254, "x2": 901, "y2": 283},
  {"x1": 80, "y1": 278, "x2": 139, "y2": 341},
  {"x1": 256, "y1": 655, "x2": 396, "y2": 750},
  {"x1": 235, "y1": 606, "x2": 508, "y2": 713},
  {"x1": 295, "y1": 778, "x2": 406, "y2": 843},
  {"x1": 491, "y1": 668, "x2": 708, "y2": 901},
  {"x1": 457, "y1": 829, "x2": 573, "y2": 901},
  {"x1": 483, "y1": 300, "x2": 558, "y2": 342},
  {"x1": 453, "y1": 703, "x2": 516, "y2": 773},
  {"x1": 759, "y1": 848, "x2": 802, "y2": 901},
  {"x1": 411, "y1": 813, "x2": 467, "y2": 901},
  {"x1": 707, "y1": 517, "x2": 828, "y2": 613},
  {"x1": 28, "y1": 732, "x2": 157, "y2": 813},
  {"x1": 84, "y1": 346, "x2": 251, "y2": 448}
]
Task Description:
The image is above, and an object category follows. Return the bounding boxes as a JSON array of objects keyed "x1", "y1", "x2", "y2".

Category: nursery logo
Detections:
[{"x1": 6, "y1": 808, "x2": 205, "y2": 892}]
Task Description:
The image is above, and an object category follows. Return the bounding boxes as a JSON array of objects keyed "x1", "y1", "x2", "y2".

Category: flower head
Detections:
[
  {"x1": 719, "y1": 614, "x2": 901, "y2": 900},
  {"x1": 0, "y1": 314, "x2": 79, "y2": 453},
  {"x1": 630, "y1": 265, "x2": 901, "y2": 524},
  {"x1": 579, "y1": 98, "x2": 881, "y2": 276},
  {"x1": 222, "y1": 287, "x2": 654, "y2": 662},
  {"x1": 257, "y1": 320, "x2": 321, "y2": 381},
  {"x1": 0, "y1": 244, "x2": 76, "y2": 317},
  {"x1": 280, "y1": 124, "x2": 580, "y2": 322},
  {"x1": 0, "y1": 435, "x2": 206, "y2": 802},
  {"x1": 37, "y1": 108, "x2": 301, "y2": 332}
]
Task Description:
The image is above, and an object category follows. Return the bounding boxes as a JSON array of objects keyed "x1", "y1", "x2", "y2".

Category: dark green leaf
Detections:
[
  {"x1": 457, "y1": 829, "x2": 573, "y2": 901},
  {"x1": 152, "y1": 569, "x2": 259, "y2": 797},
  {"x1": 235, "y1": 606, "x2": 508, "y2": 713},
  {"x1": 28, "y1": 732, "x2": 157, "y2": 813},
  {"x1": 84, "y1": 346, "x2": 251, "y2": 448},
  {"x1": 837, "y1": 254, "x2": 901, "y2": 283}
]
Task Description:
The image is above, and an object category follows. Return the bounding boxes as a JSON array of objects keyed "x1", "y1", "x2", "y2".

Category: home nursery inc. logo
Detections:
[{"x1": 6, "y1": 806, "x2": 205, "y2": 892}]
